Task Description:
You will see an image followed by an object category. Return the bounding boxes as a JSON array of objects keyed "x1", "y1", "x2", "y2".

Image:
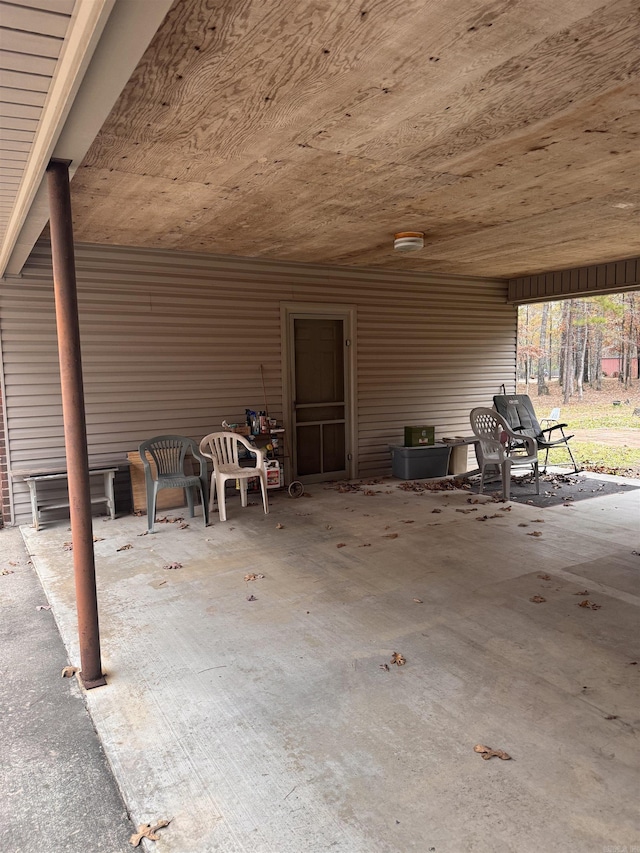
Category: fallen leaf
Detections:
[
  {"x1": 532, "y1": 519, "x2": 545, "y2": 523},
  {"x1": 136, "y1": 531, "x2": 149, "y2": 537},
  {"x1": 8, "y1": 561, "x2": 17, "y2": 566},
  {"x1": 630, "y1": 661, "x2": 638, "y2": 665},
  {"x1": 577, "y1": 599, "x2": 601, "y2": 610},
  {"x1": 526, "y1": 531, "x2": 543, "y2": 537},
  {"x1": 402, "y1": 520, "x2": 415, "y2": 524},
  {"x1": 572, "y1": 589, "x2": 589, "y2": 595},
  {"x1": 489, "y1": 513, "x2": 503, "y2": 518},
  {"x1": 363, "y1": 489, "x2": 377, "y2": 496},
  {"x1": 529, "y1": 595, "x2": 546, "y2": 603},
  {"x1": 36, "y1": 604, "x2": 52, "y2": 611},
  {"x1": 63, "y1": 541, "x2": 73, "y2": 551},
  {"x1": 391, "y1": 652, "x2": 406, "y2": 666},
  {"x1": 163, "y1": 562, "x2": 183, "y2": 570},
  {"x1": 413, "y1": 598, "x2": 423, "y2": 604},
  {"x1": 92, "y1": 535, "x2": 104, "y2": 542},
  {"x1": 379, "y1": 663, "x2": 390, "y2": 672},
  {"x1": 382, "y1": 533, "x2": 399, "y2": 539},
  {"x1": 61, "y1": 666, "x2": 78, "y2": 678},
  {"x1": 358, "y1": 543, "x2": 371, "y2": 547},
  {"x1": 474, "y1": 744, "x2": 511, "y2": 761},
  {"x1": 325, "y1": 524, "x2": 332, "y2": 530},
  {"x1": 431, "y1": 508, "x2": 442, "y2": 513},
  {"x1": 605, "y1": 715, "x2": 618, "y2": 720},
  {"x1": 518, "y1": 523, "x2": 529, "y2": 528},
  {"x1": 1, "y1": 569, "x2": 14, "y2": 576},
  {"x1": 129, "y1": 819, "x2": 171, "y2": 848},
  {"x1": 178, "y1": 523, "x2": 189, "y2": 530},
  {"x1": 244, "y1": 573, "x2": 265, "y2": 581},
  {"x1": 246, "y1": 594, "x2": 257, "y2": 602},
  {"x1": 116, "y1": 543, "x2": 133, "y2": 551},
  {"x1": 537, "y1": 574, "x2": 551, "y2": 580},
  {"x1": 456, "y1": 508, "x2": 477, "y2": 514},
  {"x1": 500, "y1": 506, "x2": 512, "y2": 512},
  {"x1": 276, "y1": 523, "x2": 284, "y2": 529},
  {"x1": 336, "y1": 542, "x2": 347, "y2": 548}
]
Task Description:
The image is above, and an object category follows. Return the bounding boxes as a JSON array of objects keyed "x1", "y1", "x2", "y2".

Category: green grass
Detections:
[
  {"x1": 563, "y1": 405, "x2": 640, "y2": 430},
  {"x1": 545, "y1": 441, "x2": 640, "y2": 476}
]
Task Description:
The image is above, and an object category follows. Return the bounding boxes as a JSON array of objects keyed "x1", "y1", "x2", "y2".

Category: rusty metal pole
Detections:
[{"x1": 47, "y1": 159, "x2": 106, "y2": 689}]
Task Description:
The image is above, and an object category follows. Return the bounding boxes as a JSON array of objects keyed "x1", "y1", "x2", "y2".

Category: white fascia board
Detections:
[{"x1": 3, "y1": 0, "x2": 174, "y2": 277}]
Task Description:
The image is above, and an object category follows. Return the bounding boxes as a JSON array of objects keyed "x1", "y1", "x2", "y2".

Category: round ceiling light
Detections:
[{"x1": 394, "y1": 231, "x2": 424, "y2": 252}]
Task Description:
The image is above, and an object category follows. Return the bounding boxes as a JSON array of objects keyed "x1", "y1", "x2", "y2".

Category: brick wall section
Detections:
[{"x1": 0, "y1": 382, "x2": 8, "y2": 526}]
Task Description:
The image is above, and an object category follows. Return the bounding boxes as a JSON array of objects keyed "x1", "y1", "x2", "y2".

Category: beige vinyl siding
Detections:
[{"x1": 1, "y1": 241, "x2": 515, "y2": 524}]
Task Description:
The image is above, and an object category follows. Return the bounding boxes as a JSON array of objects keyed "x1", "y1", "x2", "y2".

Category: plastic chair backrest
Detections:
[
  {"x1": 549, "y1": 407, "x2": 561, "y2": 421},
  {"x1": 203, "y1": 432, "x2": 245, "y2": 467},
  {"x1": 139, "y1": 435, "x2": 195, "y2": 478},
  {"x1": 470, "y1": 408, "x2": 507, "y2": 463}
]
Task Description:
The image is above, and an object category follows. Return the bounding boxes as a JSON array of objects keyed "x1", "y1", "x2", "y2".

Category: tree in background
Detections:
[{"x1": 517, "y1": 292, "x2": 638, "y2": 400}]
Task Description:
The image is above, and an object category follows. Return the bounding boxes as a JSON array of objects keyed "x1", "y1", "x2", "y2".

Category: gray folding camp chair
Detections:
[{"x1": 493, "y1": 394, "x2": 579, "y2": 473}]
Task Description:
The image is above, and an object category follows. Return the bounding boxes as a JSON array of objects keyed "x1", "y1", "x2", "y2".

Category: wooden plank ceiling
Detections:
[{"x1": 70, "y1": 0, "x2": 640, "y2": 278}]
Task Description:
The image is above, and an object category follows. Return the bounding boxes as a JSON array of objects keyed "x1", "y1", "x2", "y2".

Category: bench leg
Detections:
[
  {"x1": 104, "y1": 471, "x2": 116, "y2": 520},
  {"x1": 28, "y1": 480, "x2": 40, "y2": 531}
]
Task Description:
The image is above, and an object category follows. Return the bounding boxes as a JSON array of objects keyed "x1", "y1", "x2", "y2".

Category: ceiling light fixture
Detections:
[{"x1": 394, "y1": 231, "x2": 424, "y2": 252}]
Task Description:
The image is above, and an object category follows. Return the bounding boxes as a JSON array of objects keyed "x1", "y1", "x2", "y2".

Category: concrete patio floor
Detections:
[{"x1": 21, "y1": 474, "x2": 640, "y2": 853}]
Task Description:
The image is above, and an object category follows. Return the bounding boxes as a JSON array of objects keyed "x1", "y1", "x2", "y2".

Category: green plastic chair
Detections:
[{"x1": 138, "y1": 435, "x2": 209, "y2": 533}]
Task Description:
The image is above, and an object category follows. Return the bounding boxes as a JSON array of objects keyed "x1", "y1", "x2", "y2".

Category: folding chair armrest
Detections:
[{"x1": 540, "y1": 423, "x2": 568, "y2": 435}]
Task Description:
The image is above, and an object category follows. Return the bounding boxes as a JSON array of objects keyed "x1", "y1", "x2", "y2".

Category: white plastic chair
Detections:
[
  {"x1": 199, "y1": 432, "x2": 269, "y2": 522},
  {"x1": 540, "y1": 407, "x2": 561, "y2": 428},
  {"x1": 469, "y1": 407, "x2": 540, "y2": 501}
]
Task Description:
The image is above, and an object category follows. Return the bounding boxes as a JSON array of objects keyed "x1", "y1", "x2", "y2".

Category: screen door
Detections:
[{"x1": 291, "y1": 316, "x2": 349, "y2": 481}]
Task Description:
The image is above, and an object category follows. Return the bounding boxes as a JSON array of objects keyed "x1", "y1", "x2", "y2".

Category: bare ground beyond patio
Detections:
[{"x1": 21, "y1": 477, "x2": 640, "y2": 853}]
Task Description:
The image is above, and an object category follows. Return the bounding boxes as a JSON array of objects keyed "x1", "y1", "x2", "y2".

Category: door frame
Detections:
[{"x1": 280, "y1": 302, "x2": 357, "y2": 483}]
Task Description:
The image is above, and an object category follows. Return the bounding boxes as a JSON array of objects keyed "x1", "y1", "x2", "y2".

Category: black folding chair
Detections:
[{"x1": 493, "y1": 394, "x2": 579, "y2": 473}]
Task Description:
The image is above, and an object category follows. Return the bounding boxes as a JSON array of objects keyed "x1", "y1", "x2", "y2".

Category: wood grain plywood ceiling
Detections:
[{"x1": 70, "y1": 0, "x2": 640, "y2": 279}]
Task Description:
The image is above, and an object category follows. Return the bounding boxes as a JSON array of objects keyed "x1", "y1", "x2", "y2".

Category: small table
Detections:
[
  {"x1": 441, "y1": 436, "x2": 479, "y2": 475},
  {"x1": 23, "y1": 468, "x2": 117, "y2": 530}
]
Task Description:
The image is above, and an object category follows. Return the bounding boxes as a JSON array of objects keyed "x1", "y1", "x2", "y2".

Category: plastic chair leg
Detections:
[
  {"x1": 534, "y1": 462, "x2": 540, "y2": 495},
  {"x1": 502, "y1": 461, "x2": 511, "y2": 501},
  {"x1": 216, "y1": 473, "x2": 227, "y2": 522},
  {"x1": 478, "y1": 466, "x2": 485, "y2": 495},
  {"x1": 186, "y1": 486, "x2": 195, "y2": 518},
  {"x1": 240, "y1": 479, "x2": 248, "y2": 508},
  {"x1": 209, "y1": 474, "x2": 217, "y2": 513},
  {"x1": 259, "y1": 471, "x2": 269, "y2": 515},
  {"x1": 147, "y1": 482, "x2": 158, "y2": 533}
]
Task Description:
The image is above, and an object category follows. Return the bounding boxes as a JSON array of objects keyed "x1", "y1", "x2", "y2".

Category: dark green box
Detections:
[{"x1": 404, "y1": 425, "x2": 435, "y2": 447}]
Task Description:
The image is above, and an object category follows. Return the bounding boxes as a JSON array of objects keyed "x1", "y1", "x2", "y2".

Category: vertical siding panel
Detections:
[{"x1": 1, "y1": 242, "x2": 516, "y2": 522}]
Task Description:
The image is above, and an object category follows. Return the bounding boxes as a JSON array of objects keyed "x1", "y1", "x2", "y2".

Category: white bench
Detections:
[{"x1": 22, "y1": 468, "x2": 117, "y2": 531}]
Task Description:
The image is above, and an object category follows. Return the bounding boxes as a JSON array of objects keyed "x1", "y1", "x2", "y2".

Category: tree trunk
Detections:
[
  {"x1": 562, "y1": 300, "x2": 574, "y2": 404},
  {"x1": 575, "y1": 301, "x2": 587, "y2": 400},
  {"x1": 537, "y1": 302, "x2": 549, "y2": 395}
]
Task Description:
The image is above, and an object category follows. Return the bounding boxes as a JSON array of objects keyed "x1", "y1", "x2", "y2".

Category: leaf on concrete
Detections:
[
  {"x1": 577, "y1": 599, "x2": 601, "y2": 610},
  {"x1": 1, "y1": 569, "x2": 14, "y2": 576},
  {"x1": 244, "y1": 573, "x2": 265, "y2": 581},
  {"x1": 572, "y1": 589, "x2": 589, "y2": 595},
  {"x1": 61, "y1": 666, "x2": 78, "y2": 678},
  {"x1": 178, "y1": 523, "x2": 189, "y2": 530},
  {"x1": 163, "y1": 562, "x2": 183, "y2": 570},
  {"x1": 413, "y1": 598, "x2": 423, "y2": 604},
  {"x1": 36, "y1": 604, "x2": 52, "y2": 611},
  {"x1": 456, "y1": 508, "x2": 477, "y2": 514},
  {"x1": 537, "y1": 574, "x2": 551, "y2": 580},
  {"x1": 358, "y1": 543, "x2": 371, "y2": 547},
  {"x1": 129, "y1": 819, "x2": 171, "y2": 847},
  {"x1": 474, "y1": 744, "x2": 511, "y2": 760},
  {"x1": 246, "y1": 594, "x2": 257, "y2": 601},
  {"x1": 336, "y1": 542, "x2": 347, "y2": 548},
  {"x1": 325, "y1": 524, "x2": 333, "y2": 530},
  {"x1": 526, "y1": 531, "x2": 543, "y2": 537},
  {"x1": 137, "y1": 531, "x2": 149, "y2": 536},
  {"x1": 489, "y1": 513, "x2": 502, "y2": 519},
  {"x1": 605, "y1": 715, "x2": 618, "y2": 720},
  {"x1": 532, "y1": 519, "x2": 545, "y2": 523},
  {"x1": 518, "y1": 523, "x2": 529, "y2": 527},
  {"x1": 63, "y1": 542, "x2": 73, "y2": 551},
  {"x1": 379, "y1": 663, "x2": 390, "y2": 672},
  {"x1": 431, "y1": 508, "x2": 442, "y2": 513},
  {"x1": 401, "y1": 520, "x2": 415, "y2": 524},
  {"x1": 500, "y1": 506, "x2": 512, "y2": 512},
  {"x1": 363, "y1": 489, "x2": 377, "y2": 496},
  {"x1": 382, "y1": 533, "x2": 399, "y2": 539},
  {"x1": 275, "y1": 523, "x2": 284, "y2": 529},
  {"x1": 116, "y1": 544, "x2": 133, "y2": 551},
  {"x1": 391, "y1": 652, "x2": 406, "y2": 666},
  {"x1": 529, "y1": 595, "x2": 546, "y2": 603},
  {"x1": 92, "y1": 536, "x2": 104, "y2": 542}
]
